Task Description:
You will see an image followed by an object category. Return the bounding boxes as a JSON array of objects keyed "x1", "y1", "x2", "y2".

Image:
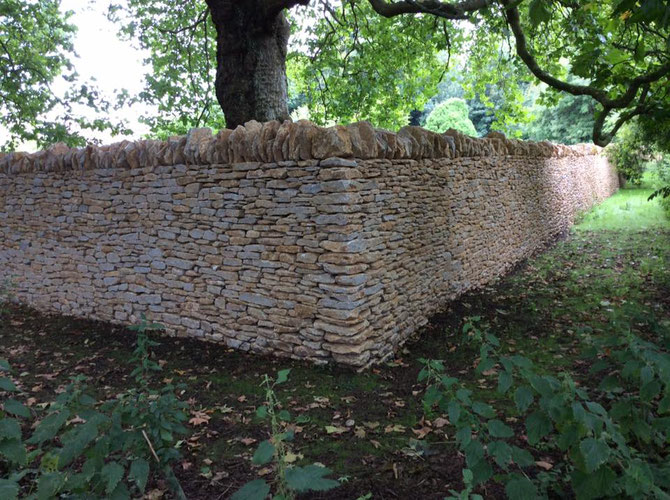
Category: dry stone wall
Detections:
[{"x1": 0, "y1": 121, "x2": 618, "y2": 367}]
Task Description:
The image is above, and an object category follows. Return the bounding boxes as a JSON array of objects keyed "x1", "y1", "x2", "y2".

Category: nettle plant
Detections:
[
  {"x1": 232, "y1": 369, "x2": 340, "y2": 500},
  {"x1": 419, "y1": 316, "x2": 670, "y2": 499},
  {"x1": 0, "y1": 317, "x2": 188, "y2": 499},
  {"x1": 0, "y1": 277, "x2": 16, "y2": 316}
]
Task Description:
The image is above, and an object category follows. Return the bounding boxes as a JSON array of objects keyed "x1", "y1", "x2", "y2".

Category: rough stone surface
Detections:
[{"x1": 0, "y1": 121, "x2": 618, "y2": 367}]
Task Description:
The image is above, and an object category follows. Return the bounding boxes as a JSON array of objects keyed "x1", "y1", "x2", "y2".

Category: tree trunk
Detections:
[{"x1": 207, "y1": 0, "x2": 291, "y2": 129}]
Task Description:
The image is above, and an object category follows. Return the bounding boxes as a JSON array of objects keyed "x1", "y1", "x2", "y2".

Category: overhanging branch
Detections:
[{"x1": 367, "y1": 0, "x2": 491, "y2": 20}]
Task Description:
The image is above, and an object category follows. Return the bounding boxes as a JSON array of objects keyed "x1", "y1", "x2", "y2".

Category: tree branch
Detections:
[
  {"x1": 265, "y1": 0, "x2": 311, "y2": 18},
  {"x1": 501, "y1": 0, "x2": 670, "y2": 109},
  {"x1": 157, "y1": 8, "x2": 209, "y2": 35},
  {"x1": 367, "y1": 0, "x2": 491, "y2": 20}
]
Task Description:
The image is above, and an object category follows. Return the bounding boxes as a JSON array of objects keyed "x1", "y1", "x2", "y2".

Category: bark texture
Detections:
[{"x1": 207, "y1": 0, "x2": 291, "y2": 129}]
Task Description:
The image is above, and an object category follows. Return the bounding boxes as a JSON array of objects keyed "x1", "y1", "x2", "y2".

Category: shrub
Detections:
[
  {"x1": 606, "y1": 123, "x2": 653, "y2": 185},
  {"x1": 424, "y1": 98, "x2": 478, "y2": 136},
  {"x1": 232, "y1": 369, "x2": 340, "y2": 500},
  {"x1": 418, "y1": 317, "x2": 670, "y2": 499},
  {"x1": 0, "y1": 319, "x2": 188, "y2": 500},
  {"x1": 0, "y1": 278, "x2": 15, "y2": 317}
]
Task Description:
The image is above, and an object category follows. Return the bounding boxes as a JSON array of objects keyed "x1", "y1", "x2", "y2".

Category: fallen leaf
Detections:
[
  {"x1": 284, "y1": 452, "x2": 303, "y2": 463},
  {"x1": 536, "y1": 460, "x2": 553, "y2": 470},
  {"x1": 188, "y1": 411, "x2": 211, "y2": 426},
  {"x1": 433, "y1": 417, "x2": 449, "y2": 428},
  {"x1": 325, "y1": 425, "x2": 348, "y2": 435},
  {"x1": 144, "y1": 489, "x2": 166, "y2": 499},
  {"x1": 412, "y1": 427, "x2": 432, "y2": 439}
]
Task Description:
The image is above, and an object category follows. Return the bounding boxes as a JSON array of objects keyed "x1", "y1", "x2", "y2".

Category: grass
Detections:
[
  {"x1": 1, "y1": 186, "x2": 669, "y2": 498},
  {"x1": 574, "y1": 187, "x2": 669, "y2": 231}
]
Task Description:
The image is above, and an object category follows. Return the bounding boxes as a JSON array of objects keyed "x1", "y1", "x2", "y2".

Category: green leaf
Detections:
[
  {"x1": 0, "y1": 479, "x2": 18, "y2": 500},
  {"x1": 278, "y1": 410, "x2": 291, "y2": 422},
  {"x1": 37, "y1": 472, "x2": 65, "y2": 500},
  {"x1": 659, "y1": 395, "x2": 670, "y2": 414},
  {"x1": 514, "y1": 386, "x2": 534, "y2": 413},
  {"x1": 130, "y1": 458, "x2": 150, "y2": 493},
  {"x1": 640, "y1": 365, "x2": 654, "y2": 385},
  {"x1": 498, "y1": 371, "x2": 513, "y2": 394},
  {"x1": 511, "y1": 446, "x2": 535, "y2": 467},
  {"x1": 488, "y1": 440, "x2": 512, "y2": 469},
  {"x1": 505, "y1": 474, "x2": 538, "y2": 500},
  {"x1": 0, "y1": 377, "x2": 18, "y2": 392},
  {"x1": 0, "y1": 439, "x2": 26, "y2": 465},
  {"x1": 623, "y1": 460, "x2": 654, "y2": 497},
  {"x1": 579, "y1": 438, "x2": 610, "y2": 473},
  {"x1": 3, "y1": 399, "x2": 30, "y2": 418},
  {"x1": 231, "y1": 479, "x2": 271, "y2": 500},
  {"x1": 57, "y1": 420, "x2": 99, "y2": 466},
  {"x1": 528, "y1": 375, "x2": 553, "y2": 397},
  {"x1": 529, "y1": 0, "x2": 552, "y2": 26},
  {"x1": 255, "y1": 405, "x2": 268, "y2": 419},
  {"x1": 101, "y1": 461, "x2": 125, "y2": 495},
  {"x1": 525, "y1": 411, "x2": 552, "y2": 445},
  {"x1": 487, "y1": 419, "x2": 514, "y2": 438},
  {"x1": 472, "y1": 402, "x2": 496, "y2": 419},
  {"x1": 276, "y1": 368, "x2": 291, "y2": 385},
  {"x1": 285, "y1": 464, "x2": 339, "y2": 492},
  {"x1": 572, "y1": 466, "x2": 616, "y2": 499},
  {"x1": 109, "y1": 481, "x2": 131, "y2": 500},
  {"x1": 252, "y1": 440, "x2": 275, "y2": 465},
  {"x1": 0, "y1": 359, "x2": 10, "y2": 372},
  {"x1": 0, "y1": 418, "x2": 22, "y2": 440},
  {"x1": 640, "y1": 380, "x2": 661, "y2": 401},
  {"x1": 28, "y1": 410, "x2": 70, "y2": 444},
  {"x1": 448, "y1": 401, "x2": 462, "y2": 425},
  {"x1": 456, "y1": 426, "x2": 472, "y2": 447}
]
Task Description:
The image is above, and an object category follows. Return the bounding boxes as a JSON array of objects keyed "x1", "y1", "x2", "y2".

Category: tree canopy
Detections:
[
  {"x1": 425, "y1": 98, "x2": 478, "y2": 135},
  {"x1": 0, "y1": 0, "x2": 126, "y2": 150},
  {"x1": 1, "y1": 0, "x2": 669, "y2": 151}
]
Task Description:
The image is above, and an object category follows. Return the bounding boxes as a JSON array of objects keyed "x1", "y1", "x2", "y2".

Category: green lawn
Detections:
[{"x1": 574, "y1": 187, "x2": 669, "y2": 231}]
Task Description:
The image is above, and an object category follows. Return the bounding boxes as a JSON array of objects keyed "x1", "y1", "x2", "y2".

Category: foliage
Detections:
[
  {"x1": 418, "y1": 316, "x2": 670, "y2": 499},
  {"x1": 521, "y1": 84, "x2": 596, "y2": 145},
  {"x1": 424, "y1": 98, "x2": 477, "y2": 136},
  {"x1": 645, "y1": 158, "x2": 670, "y2": 214},
  {"x1": 0, "y1": 320, "x2": 188, "y2": 499},
  {"x1": 418, "y1": 71, "x2": 524, "y2": 137},
  {"x1": 288, "y1": 1, "x2": 451, "y2": 131},
  {"x1": 0, "y1": 0, "x2": 128, "y2": 150},
  {"x1": 606, "y1": 124, "x2": 653, "y2": 184},
  {"x1": 107, "y1": 0, "x2": 224, "y2": 138},
  {"x1": 232, "y1": 369, "x2": 339, "y2": 500},
  {"x1": 0, "y1": 278, "x2": 15, "y2": 317}
]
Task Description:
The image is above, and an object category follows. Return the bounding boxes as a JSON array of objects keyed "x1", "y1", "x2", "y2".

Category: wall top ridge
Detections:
[{"x1": 0, "y1": 120, "x2": 602, "y2": 176}]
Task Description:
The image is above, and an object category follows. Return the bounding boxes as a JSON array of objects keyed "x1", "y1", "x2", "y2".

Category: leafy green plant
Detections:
[
  {"x1": 0, "y1": 318, "x2": 188, "y2": 500},
  {"x1": 0, "y1": 277, "x2": 16, "y2": 317},
  {"x1": 418, "y1": 316, "x2": 670, "y2": 499},
  {"x1": 424, "y1": 98, "x2": 478, "y2": 136},
  {"x1": 232, "y1": 369, "x2": 340, "y2": 500},
  {"x1": 128, "y1": 313, "x2": 165, "y2": 386}
]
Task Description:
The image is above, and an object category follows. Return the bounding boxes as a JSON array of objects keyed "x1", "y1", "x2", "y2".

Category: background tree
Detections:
[
  {"x1": 0, "y1": 0, "x2": 125, "y2": 150},
  {"x1": 109, "y1": 0, "x2": 670, "y2": 147},
  {"x1": 424, "y1": 98, "x2": 478, "y2": 135},
  {"x1": 521, "y1": 77, "x2": 597, "y2": 145}
]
